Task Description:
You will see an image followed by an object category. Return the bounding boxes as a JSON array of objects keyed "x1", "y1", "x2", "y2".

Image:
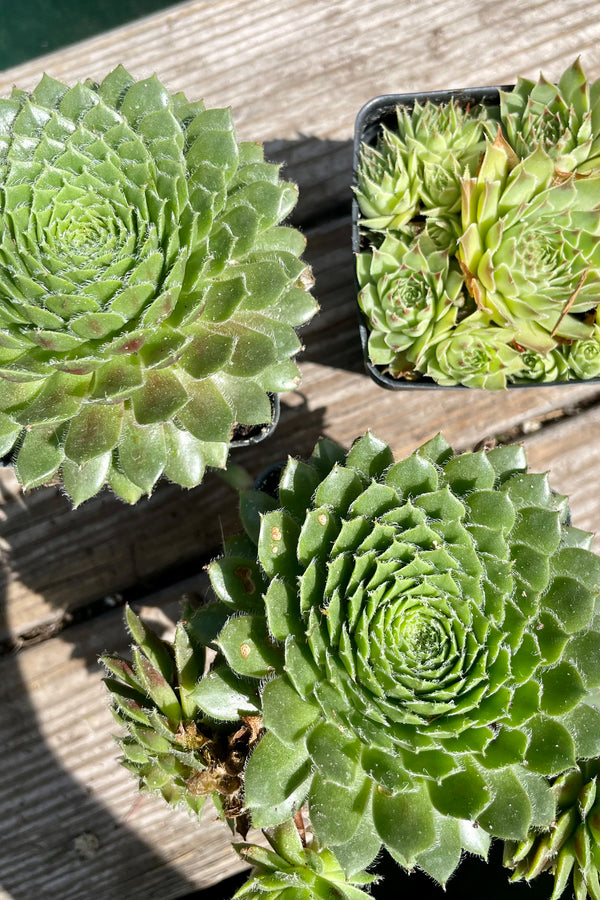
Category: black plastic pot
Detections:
[
  {"x1": 253, "y1": 458, "x2": 285, "y2": 497},
  {"x1": 352, "y1": 86, "x2": 600, "y2": 390},
  {"x1": 229, "y1": 392, "x2": 280, "y2": 448}
]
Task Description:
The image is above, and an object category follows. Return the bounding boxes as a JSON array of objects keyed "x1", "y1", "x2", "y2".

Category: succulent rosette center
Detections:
[
  {"x1": 209, "y1": 433, "x2": 600, "y2": 885},
  {"x1": 521, "y1": 229, "x2": 556, "y2": 271},
  {"x1": 540, "y1": 115, "x2": 562, "y2": 147},
  {"x1": 389, "y1": 272, "x2": 430, "y2": 316},
  {"x1": 315, "y1": 528, "x2": 497, "y2": 732},
  {"x1": 357, "y1": 233, "x2": 463, "y2": 370}
]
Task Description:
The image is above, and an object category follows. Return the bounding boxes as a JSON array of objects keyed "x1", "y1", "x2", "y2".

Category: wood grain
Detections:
[
  {"x1": 0, "y1": 581, "x2": 252, "y2": 900},
  {"x1": 2, "y1": 1, "x2": 600, "y2": 897}
]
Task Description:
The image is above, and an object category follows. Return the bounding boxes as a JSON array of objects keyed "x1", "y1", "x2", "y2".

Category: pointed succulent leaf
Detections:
[
  {"x1": 415, "y1": 814, "x2": 463, "y2": 887},
  {"x1": 14, "y1": 423, "x2": 65, "y2": 488},
  {"x1": 117, "y1": 418, "x2": 166, "y2": 492},
  {"x1": 62, "y1": 452, "x2": 112, "y2": 506},
  {"x1": 190, "y1": 665, "x2": 260, "y2": 721},
  {"x1": 216, "y1": 614, "x2": 281, "y2": 677},
  {"x1": 262, "y1": 675, "x2": 320, "y2": 746},
  {"x1": 64, "y1": 403, "x2": 123, "y2": 464},
  {"x1": 162, "y1": 423, "x2": 206, "y2": 488},
  {"x1": 104, "y1": 604, "x2": 261, "y2": 830},
  {"x1": 243, "y1": 731, "x2": 312, "y2": 828},
  {"x1": 125, "y1": 605, "x2": 175, "y2": 680},
  {"x1": 310, "y1": 775, "x2": 372, "y2": 847},
  {"x1": 372, "y1": 781, "x2": 436, "y2": 866}
]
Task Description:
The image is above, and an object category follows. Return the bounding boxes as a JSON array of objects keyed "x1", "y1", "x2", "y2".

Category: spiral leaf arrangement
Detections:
[
  {"x1": 0, "y1": 67, "x2": 316, "y2": 504},
  {"x1": 205, "y1": 432, "x2": 600, "y2": 885},
  {"x1": 356, "y1": 59, "x2": 600, "y2": 387}
]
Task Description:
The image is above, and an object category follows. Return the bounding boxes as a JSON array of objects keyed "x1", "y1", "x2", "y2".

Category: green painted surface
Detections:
[{"x1": 0, "y1": 1, "x2": 181, "y2": 70}]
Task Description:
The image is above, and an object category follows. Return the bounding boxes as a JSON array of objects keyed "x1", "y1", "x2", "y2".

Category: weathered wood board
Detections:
[
  {"x1": 1, "y1": 1, "x2": 600, "y2": 898},
  {"x1": 0, "y1": 585, "x2": 254, "y2": 900}
]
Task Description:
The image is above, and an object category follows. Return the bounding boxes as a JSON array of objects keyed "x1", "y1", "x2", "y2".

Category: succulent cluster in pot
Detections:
[
  {"x1": 355, "y1": 59, "x2": 600, "y2": 388},
  {"x1": 105, "y1": 431, "x2": 600, "y2": 899},
  {"x1": 0, "y1": 67, "x2": 316, "y2": 504}
]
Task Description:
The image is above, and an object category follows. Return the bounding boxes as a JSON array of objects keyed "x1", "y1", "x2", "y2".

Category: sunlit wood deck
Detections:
[{"x1": 1, "y1": 1, "x2": 600, "y2": 896}]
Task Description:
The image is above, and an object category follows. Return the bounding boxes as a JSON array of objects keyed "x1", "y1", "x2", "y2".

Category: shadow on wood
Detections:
[{"x1": 0, "y1": 570, "x2": 205, "y2": 899}]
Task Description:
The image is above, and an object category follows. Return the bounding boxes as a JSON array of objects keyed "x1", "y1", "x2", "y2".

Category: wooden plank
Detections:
[
  {"x1": 4, "y1": 212, "x2": 600, "y2": 641},
  {"x1": 0, "y1": 580, "x2": 252, "y2": 900},
  {"x1": 1, "y1": 0, "x2": 599, "y2": 145}
]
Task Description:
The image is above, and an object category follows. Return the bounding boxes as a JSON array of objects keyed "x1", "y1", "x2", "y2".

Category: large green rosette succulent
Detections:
[
  {"x1": 0, "y1": 67, "x2": 316, "y2": 504},
  {"x1": 458, "y1": 133, "x2": 600, "y2": 353},
  {"x1": 208, "y1": 432, "x2": 600, "y2": 884},
  {"x1": 501, "y1": 58, "x2": 600, "y2": 173}
]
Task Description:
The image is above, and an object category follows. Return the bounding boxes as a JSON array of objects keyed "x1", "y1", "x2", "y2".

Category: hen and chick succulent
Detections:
[
  {"x1": 356, "y1": 59, "x2": 600, "y2": 388},
  {"x1": 232, "y1": 817, "x2": 376, "y2": 899},
  {"x1": 0, "y1": 67, "x2": 316, "y2": 504},
  {"x1": 101, "y1": 603, "x2": 262, "y2": 833},
  {"x1": 106, "y1": 432, "x2": 600, "y2": 900}
]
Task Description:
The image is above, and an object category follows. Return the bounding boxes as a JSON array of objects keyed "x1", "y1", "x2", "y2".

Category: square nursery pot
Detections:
[{"x1": 352, "y1": 85, "x2": 600, "y2": 390}]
